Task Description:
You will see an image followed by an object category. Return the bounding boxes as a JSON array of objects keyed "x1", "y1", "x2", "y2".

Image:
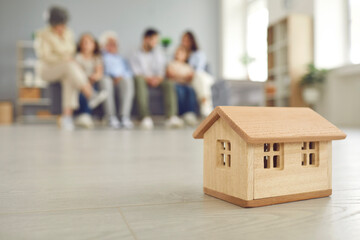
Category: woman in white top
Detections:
[
  {"x1": 181, "y1": 31, "x2": 214, "y2": 117},
  {"x1": 34, "y1": 6, "x2": 106, "y2": 130}
]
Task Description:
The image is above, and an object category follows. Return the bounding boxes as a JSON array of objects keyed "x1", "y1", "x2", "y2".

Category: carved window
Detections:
[
  {"x1": 218, "y1": 140, "x2": 231, "y2": 168},
  {"x1": 263, "y1": 143, "x2": 283, "y2": 169},
  {"x1": 301, "y1": 142, "x2": 319, "y2": 167}
]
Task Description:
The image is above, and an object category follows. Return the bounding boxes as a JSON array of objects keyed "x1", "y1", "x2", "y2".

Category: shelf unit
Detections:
[
  {"x1": 16, "y1": 41, "x2": 55, "y2": 123},
  {"x1": 266, "y1": 14, "x2": 313, "y2": 107}
]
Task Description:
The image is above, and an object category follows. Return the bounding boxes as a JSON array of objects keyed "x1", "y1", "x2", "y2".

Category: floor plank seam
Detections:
[
  {"x1": 0, "y1": 199, "x2": 216, "y2": 216},
  {"x1": 118, "y1": 208, "x2": 138, "y2": 240}
]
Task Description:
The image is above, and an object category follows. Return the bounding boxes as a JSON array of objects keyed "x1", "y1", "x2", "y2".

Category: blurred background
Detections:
[
  {"x1": 0, "y1": 1, "x2": 359, "y2": 238},
  {"x1": 0, "y1": 0, "x2": 359, "y2": 127}
]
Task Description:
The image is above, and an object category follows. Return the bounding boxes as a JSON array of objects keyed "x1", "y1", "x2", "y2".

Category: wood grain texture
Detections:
[
  {"x1": 204, "y1": 187, "x2": 332, "y2": 208},
  {"x1": 252, "y1": 141, "x2": 331, "y2": 199},
  {"x1": 203, "y1": 117, "x2": 253, "y2": 200},
  {"x1": 193, "y1": 106, "x2": 347, "y2": 143},
  {"x1": 19, "y1": 88, "x2": 41, "y2": 99},
  {"x1": 0, "y1": 102, "x2": 13, "y2": 124}
]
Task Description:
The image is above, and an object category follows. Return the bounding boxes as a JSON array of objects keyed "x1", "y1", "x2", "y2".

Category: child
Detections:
[
  {"x1": 166, "y1": 46, "x2": 198, "y2": 126},
  {"x1": 100, "y1": 31, "x2": 134, "y2": 129},
  {"x1": 75, "y1": 33, "x2": 104, "y2": 128}
]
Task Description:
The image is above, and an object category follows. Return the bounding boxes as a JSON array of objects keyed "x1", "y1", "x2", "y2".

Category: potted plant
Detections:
[
  {"x1": 300, "y1": 63, "x2": 328, "y2": 105},
  {"x1": 161, "y1": 37, "x2": 172, "y2": 49},
  {"x1": 240, "y1": 53, "x2": 255, "y2": 81}
]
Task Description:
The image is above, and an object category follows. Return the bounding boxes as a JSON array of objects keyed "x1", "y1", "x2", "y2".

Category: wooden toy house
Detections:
[{"x1": 193, "y1": 106, "x2": 346, "y2": 207}]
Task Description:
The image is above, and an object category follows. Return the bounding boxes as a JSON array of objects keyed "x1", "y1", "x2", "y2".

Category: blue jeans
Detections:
[
  {"x1": 74, "y1": 93, "x2": 91, "y2": 115},
  {"x1": 74, "y1": 84, "x2": 100, "y2": 115},
  {"x1": 175, "y1": 84, "x2": 198, "y2": 116}
]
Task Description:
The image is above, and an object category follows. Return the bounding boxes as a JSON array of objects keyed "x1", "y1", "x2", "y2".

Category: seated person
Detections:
[
  {"x1": 130, "y1": 28, "x2": 183, "y2": 130},
  {"x1": 100, "y1": 31, "x2": 134, "y2": 129},
  {"x1": 181, "y1": 31, "x2": 214, "y2": 117},
  {"x1": 34, "y1": 6, "x2": 107, "y2": 131},
  {"x1": 166, "y1": 46, "x2": 198, "y2": 126},
  {"x1": 74, "y1": 33, "x2": 104, "y2": 129}
]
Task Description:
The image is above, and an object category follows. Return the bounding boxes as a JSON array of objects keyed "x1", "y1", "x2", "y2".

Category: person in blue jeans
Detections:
[
  {"x1": 73, "y1": 33, "x2": 106, "y2": 128},
  {"x1": 167, "y1": 46, "x2": 198, "y2": 126}
]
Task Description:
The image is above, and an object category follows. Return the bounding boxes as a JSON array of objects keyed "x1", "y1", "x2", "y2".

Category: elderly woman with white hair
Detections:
[{"x1": 99, "y1": 31, "x2": 134, "y2": 129}]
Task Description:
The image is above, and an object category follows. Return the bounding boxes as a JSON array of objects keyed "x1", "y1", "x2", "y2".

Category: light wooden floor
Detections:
[{"x1": 0, "y1": 125, "x2": 359, "y2": 240}]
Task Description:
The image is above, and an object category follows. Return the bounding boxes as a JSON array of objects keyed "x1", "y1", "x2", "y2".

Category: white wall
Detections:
[{"x1": 0, "y1": 0, "x2": 219, "y2": 104}]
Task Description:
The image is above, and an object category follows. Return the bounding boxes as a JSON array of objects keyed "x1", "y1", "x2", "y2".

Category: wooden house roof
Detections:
[{"x1": 193, "y1": 106, "x2": 346, "y2": 143}]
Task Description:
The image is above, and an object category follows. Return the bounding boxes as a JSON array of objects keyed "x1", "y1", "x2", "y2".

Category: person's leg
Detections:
[
  {"x1": 191, "y1": 71, "x2": 214, "y2": 116},
  {"x1": 61, "y1": 62, "x2": 89, "y2": 112},
  {"x1": 73, "y1": 93, "x2": 94, "y2": 129},
  {"x1": 40, "y1": 62, "x2": 78, "y2": 117},
  {"x1": 63, "y1": 62, "x2": 107, "y2": 111},
  {"x1": 118, "y1": 77, "x2": 134, "y2": 119},
  {"x1": 100, "y1": 76, "x2": 121, "y2": 128},
  {"x1": 134, "y1": 76, "x2": 150, "y2": 119},
  {"x1": 117, "y1": 77, "x2": 135, "y2": 128},
  {"x1": 186, "y1": 86, "x2": 198, "y2": 114},
  {"x1": 181, "y1": 85, "x2": 199, "y2": 126},
  {"x1": 74, "y1": 93, "x2": 91, "y2": 115},
  {"x1": 40, "y1": 62, "x2": 103, "y2": 130},
  {"x1": 175, "y1": 84, "x2": 186, "y2": 116},
  {"x1": 160, "y1": 79, "x2": 178, "y2": 118},
  {"x1": 100, "y1": 76, "x2": 116, "y2": 117},
  {"x1": 161, "y1": 79, "x2": 183, "y2": 128}
]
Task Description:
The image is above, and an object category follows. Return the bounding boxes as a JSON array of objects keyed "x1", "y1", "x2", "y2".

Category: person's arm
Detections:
[
  {"x1": 166, "y1": 63, "x2": 181, "y2": 82},
  {"x1": 185, "y1": 71, "x2": 194, "y2": 83},
  {"x1": 121, "y1": 58, "x2": 133, "y2": 80},
  {"x1": 34, "y1": 30, "x2": 62, "y2": 63},
  {"x1": 51, "y1": 29, "x2": 76, "y2": 61},
  {"x1": 166, "y1": 62, "x2": 193, "y2": 84},
  {"x1": 157, "y1": 49, "x2": 166, "y2": 79},
  {"x1": 130, "y1": 52, "x2": 155, "y2": 86},
  {"x1": 113, "y1": 57, "x2": 133, "y2": 85},
  {"x1": 191, "y1": 51, "x2": 207, "y2": 72},
  {"x1": 149, "y1": 49, "x2": 166, "y2": 87},
  {"x1": 129, "y1": 52, "x2": 144, "y2": 77},
  {"x1": 59, "y1": 29, "x2": 76, "y2": 59},
  {"x1": 89, "y1": 58, "x2": 104, "y2": 83},
  {"x1": 166, "y1": 64, "x2": 176, "y2": 79},
  {"x1": 103, "y1": 54, "x2": 122, "y2": 79}
]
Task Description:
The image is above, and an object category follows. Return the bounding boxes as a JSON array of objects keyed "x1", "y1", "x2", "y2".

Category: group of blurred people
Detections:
[{"x1": 34, "y1": 6, "x2": 214, "y2": 130}]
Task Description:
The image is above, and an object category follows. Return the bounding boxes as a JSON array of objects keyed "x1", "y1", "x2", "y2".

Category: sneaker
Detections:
[
  {"x1": 140, "y1": 116, "x2": 154, "y2": 130},
  {"x1": 89, "y1": 90, "x2": 108, "y2": 109},
  {"x1": 183, "y1": 112, "x2": 198, "y2": 127},
  {"x1": 165, "y1": 115, "x2": 184, "y2": 128},
  {"x1": 109, "y1": 116, "x2": 121, "y2": 129},
  {"x1": 121, "y1": 116, "x2": 134, "y2": 129},
  {"x1": 60, "y1": 116, "x2": 75, "y2": 131},
  {"x1": 75, "y1": 113, "x2": 94, "y2": 129}
]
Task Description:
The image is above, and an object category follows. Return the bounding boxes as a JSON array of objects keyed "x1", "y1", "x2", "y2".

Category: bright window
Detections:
[
  {"x1": 349, "y1": 0, "x2": 360, "y2": 64},
  {"x1": 246, "y1": 0, "x2": 269, "y2": 81}
]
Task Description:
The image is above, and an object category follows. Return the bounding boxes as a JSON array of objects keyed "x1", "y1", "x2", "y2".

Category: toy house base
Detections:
[{"x1": 204, "y1": 187, "x2": 332, "y2": 208}]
